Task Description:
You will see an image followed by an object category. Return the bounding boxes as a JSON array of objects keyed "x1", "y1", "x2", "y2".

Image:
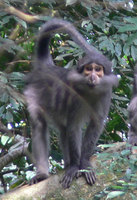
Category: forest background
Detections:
[{"x1": 0, "y1": 0, "x2": 137, "y2": 199}]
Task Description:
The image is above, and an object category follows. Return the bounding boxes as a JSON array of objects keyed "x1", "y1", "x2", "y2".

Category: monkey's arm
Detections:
[
  {"x1": 67, "y1": 70, "x2": 88, "y2": 83},
  {"x1": 87, "y1": 74, "x2": 118, "y2": 92},
  {"x1": 97, "y1": 74, "x2": 119, "y2": 89}
]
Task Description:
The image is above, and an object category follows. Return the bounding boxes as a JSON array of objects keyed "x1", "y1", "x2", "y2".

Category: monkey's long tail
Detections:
[{"x1": 37, "y1": 18, "x2": 111, "y2": 71}]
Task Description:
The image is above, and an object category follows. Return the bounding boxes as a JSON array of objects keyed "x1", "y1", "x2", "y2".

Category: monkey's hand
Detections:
[
  {"x1": 60, "y1": 165, "x2": 79, "y2": 189},
  {"x1": 77, "y1": 161, "x2": 96, "y2": 185},
  {"x1": 92, "y1": 74, "x2": 118, "y2": 93},
  {"x1": 29, "y1": 173, "x2": 48, "y2": 185},
  {"x1": 100, "y1": 74, "x2": 119, "y2": 88}
]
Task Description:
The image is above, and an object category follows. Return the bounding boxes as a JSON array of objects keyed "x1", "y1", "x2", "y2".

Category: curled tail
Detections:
[{"x1": 37, "y1": 18, "x2": 111, "y2": 74}]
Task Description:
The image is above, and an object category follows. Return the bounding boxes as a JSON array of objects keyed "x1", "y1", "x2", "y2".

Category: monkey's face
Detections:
[
  {"x1": 83, "y1": 63, "x2": 104, "y2": 77},
  {"x1": 83, "y1": 63, "x2": 104, "y2": 86}
]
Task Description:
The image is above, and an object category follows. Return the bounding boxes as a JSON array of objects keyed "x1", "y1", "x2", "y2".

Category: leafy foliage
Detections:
[{"x1": 95, "y1": 144, "x2": 137, "y2": 199}]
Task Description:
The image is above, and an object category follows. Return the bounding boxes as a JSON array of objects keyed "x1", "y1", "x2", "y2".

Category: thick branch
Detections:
[
  {"x1": 0, "y1": 141, "x2": 29, "y2": 171},
  {"x1": 5, "y1": 6, "x2": 39, "y2": 23},
  {"x1": 0, "y1": 142, "x2": 130, "y2": 200}
]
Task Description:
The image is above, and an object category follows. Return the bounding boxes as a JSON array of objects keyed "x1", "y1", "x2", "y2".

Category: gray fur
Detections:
[
  {"x1": 128, "y1": 65, "x2": 137, "y2": 145},
  {"x1": 24, "y1": 19, "x2": 118, "y2": 188}
]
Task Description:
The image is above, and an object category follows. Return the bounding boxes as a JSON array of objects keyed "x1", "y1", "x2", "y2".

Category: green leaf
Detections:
[
  {"x1": 131, "y1": 46, "x2": 137, "y2": 60},
  {"x1": 0, "y1": 72, "x2": 8, "y2": 83},
  {"x1": 98, "y1": 36, "x2": 108, "y2": 42},
  {"x1": 119, "y1": 57, "x2": 128, "y2": 66},
  {"x1": 26, "y1": 171, "x2": 36, "y2": 181},
  {"x1": 14, "y1": 17, "x2": 27, "y2": 29},
  {"x1": 120, "y1": 34, "x2": 128, "y2": 41},
  {"x1": 0, "y1": 106, "x2": 5, "y2": 116},
  {"x1": 1, "y1": 135, "x2": 10, "y2": 146},
  {"x1": 64, "y1": 60, "x2": 74, "y2": 69},
  {"x1": 2, "y1": 16, "x2": 11, "y2": 25},
  {"x1": 134, "y1": 39, "x2": 137, "y2": 45},
  {"x1": 106, "y1": 191, "x2": 125, "y2": 199},
  {"x1": 92, "y1": 18, "x2": 105, "y2": 30},
  {"x1": 118, "y1": 24, "x2": 137, "y2": 32},
  {"x1": 99, "y1": 39, "x2": 114, "y2": 54},
  {"x1": 0, "y1": 93, "x2": 9, "y2": 103},
  {"x1": 0, "y1": 37, "x2": 23, "y2": 54},
  {"x1": 66, "y1": 0, "x2": 77, "y2": 6},
  {"x1": 67, "y1": 40, "x2": 80, "y2": 48},
  {"x1": 81, "y1": 20, "x2": 90, "y2": 27},
  {"x1": 126, "y1": 183, "x2": 137, "y2": 187},
  {"x1": 10, "y1": 97, "x2": 20, "y2": 110},
  {"x1": 121, "y1": 149, "x2": 130, "y2": 156},
  {"x1": 8, "y1": 72, "x2": 25, "y2": 87},
  {"x1": 5, "y1": 111, "x2": 13, "y2": 122},
  {"x1": 38, "y1": 16, "x2": 52, "y2": 21},
  {"x1": 127, "y1": 33, "x2": 137, "y2": 45},
  {"x1": 97, "y1": 153, "x2": 111, "y2": 160},
  {"x1": 112, "y1": 95, "x2": 128, "y2": 101},
  {"x1": 123, "y1": 44, "x2": 130, "y2": 56},
  {"x1": 99, "y1": 144, "x2": 116, "y2": 148},
  {"x1": 55, "y1": 53, "x2": 73, "y2": 60},
  {"x1": 9, "y1": 72, "x2": 25, "y2": 80},
  {"x1": 124, "y1": 17, "x2": 137, "y2": 24},
  {"x1": 9, "y1": 178, "x2": 24, "y2": 189},
  {"x1": 115, "y1": 43, "x2": 122, "y2": 57},
  {"x1": 86, "y1": 23, "x2": 93, "y2": 32}
]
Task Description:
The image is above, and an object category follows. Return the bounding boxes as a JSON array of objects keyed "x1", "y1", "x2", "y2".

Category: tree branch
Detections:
[
  {"x1": 0, "y1": 140, "x2": 29, "y2": 171},
  {"x1": 5, "y1": 6, "x2": 39, "y2": 23}
]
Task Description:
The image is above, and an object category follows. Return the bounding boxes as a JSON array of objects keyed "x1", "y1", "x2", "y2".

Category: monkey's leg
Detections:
[
  {"x1": 60, "y1": 126, "x2": 82, "y2": 188},
  {"x1": 30, "y1": 114, "x2": 49, "y2": 184},
  {"x1": 60, "y1": 131, "x2": 70, "y2": 168},
  {"x1": 79, "y1": 119, "x2": 104, "y2": 185},
  {"x1": 128, "y1": 126, "x2": 137, "y2": 145}
]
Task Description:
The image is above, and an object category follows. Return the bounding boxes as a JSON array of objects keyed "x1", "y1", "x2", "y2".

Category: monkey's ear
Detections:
[
  {"x1": 77, "y1": 55, "x2": 90, "y2": 73},
  {"x1": 77, "y1": 64, "x2": 84, "y2": 73}
]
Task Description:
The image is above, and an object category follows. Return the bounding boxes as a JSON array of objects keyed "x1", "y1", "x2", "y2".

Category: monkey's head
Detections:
[{"x1": 77, "y1": 54, "x2": 112, "y2": 75}]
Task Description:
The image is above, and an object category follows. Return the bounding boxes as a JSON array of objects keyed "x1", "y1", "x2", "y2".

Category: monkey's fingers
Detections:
[
  {"x1": 60, "y1": 166, "x2": 79, "y2": 188},
  {"x1": 76, "y1": 170, "x2": 82, "y2": 178},
  {"x1": 61, "y1": 174, "x2": 73, "y2": 189},
  {"x1": 84, "y1": 171, "x2": 96, "y2": 185},
  {"x1": 29, "y1": 173, "x2": 48, "y2": 185}
]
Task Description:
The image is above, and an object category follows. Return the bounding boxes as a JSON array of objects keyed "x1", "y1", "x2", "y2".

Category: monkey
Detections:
[
  {"x1": 24, "y1": 18, "x2": 118, "y2": 188},
  {"x1": 128, "y1": 64, "x2": 137, "y2": 145}
]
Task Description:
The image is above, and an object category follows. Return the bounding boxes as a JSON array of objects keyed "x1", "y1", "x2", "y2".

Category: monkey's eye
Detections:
[
  {"x1": 95, "y1": 66, "x2": 102, "y2": 72},
  {"x1": 86, "y1": 66, "x2": 93, "y2": 71}
]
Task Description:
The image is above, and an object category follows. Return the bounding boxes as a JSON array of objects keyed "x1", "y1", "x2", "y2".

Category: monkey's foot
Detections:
[
  {"x1": 29, "y1": 173, "x2": 49, "y2": 185},
  {"x1": 77, "y1": 163, "x2": 96, "y2": 185},
  {"x1": 61, "y1": 166, "x2": 79, "y2": 189},
  {"x1": 129, "y1": 135, "x2": 137, "y2": 146}
]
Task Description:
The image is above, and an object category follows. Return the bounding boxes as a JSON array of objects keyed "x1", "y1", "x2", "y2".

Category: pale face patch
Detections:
[{"x1": 83, "y1": 63, "x2": 104, "y2": 78}]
